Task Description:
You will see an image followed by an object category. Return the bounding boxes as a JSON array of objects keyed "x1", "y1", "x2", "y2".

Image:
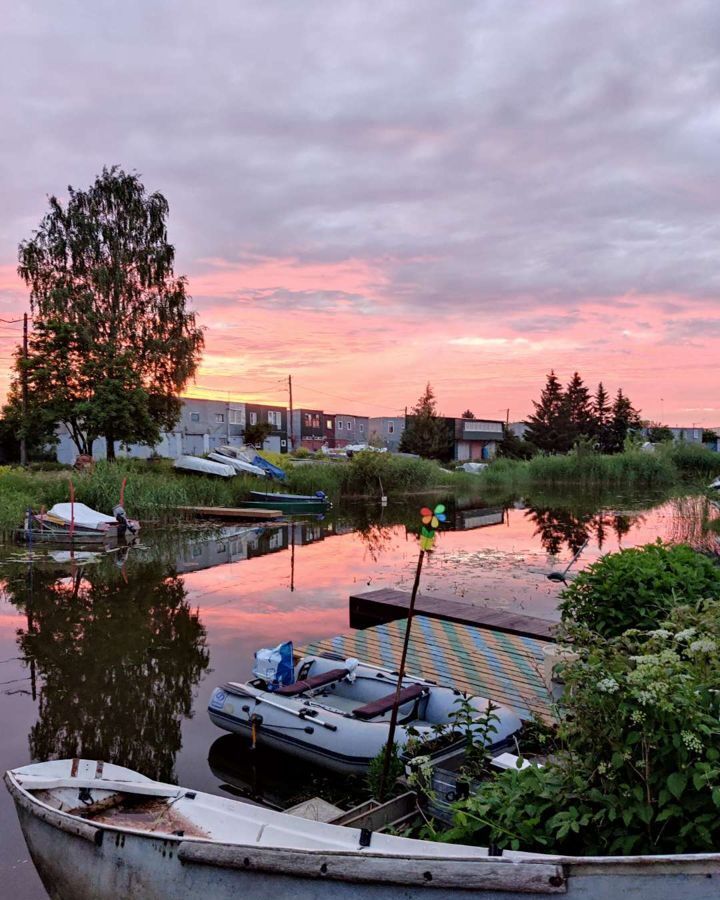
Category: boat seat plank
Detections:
[
  {"x1": 353, "y1": 683, "x2": 426, "y2": 720},
  {"x1": 276, "y1": 668, "x2": 348, "y2": 696}
]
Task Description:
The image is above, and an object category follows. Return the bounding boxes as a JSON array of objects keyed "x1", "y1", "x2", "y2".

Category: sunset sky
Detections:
[{"x1": 1, "y1": 1, "x2": 719, "y2": 425}]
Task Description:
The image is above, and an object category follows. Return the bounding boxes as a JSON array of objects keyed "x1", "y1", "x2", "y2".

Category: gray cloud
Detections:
[{"x1": 2, "y1": 0, "x2": 720, "y2": 321}]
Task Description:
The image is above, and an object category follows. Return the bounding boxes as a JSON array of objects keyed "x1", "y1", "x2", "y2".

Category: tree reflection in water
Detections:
[
  {"x1": 7, "y1": 556, "x2": 209, "y2": 783},
  {"x1": 525, "y1": 503, "x2": 639, "y2": 557}
]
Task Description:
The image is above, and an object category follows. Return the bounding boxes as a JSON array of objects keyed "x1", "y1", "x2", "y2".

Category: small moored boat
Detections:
[
  {"x1": 20, "y1": 502, "x2": 139, "y2": 545},
  {"x1": 242, "y1": 490, "x2": 330, "y2": 513},
  {"x1": 709, "y1": 477, "x2": 720, "y2": 491},
  {"x1": 208, "y1": 650, "x2": 521, "y2": 773},
  {"x1": 6, "y1": 758, "x2": 718, "y2": 899}
]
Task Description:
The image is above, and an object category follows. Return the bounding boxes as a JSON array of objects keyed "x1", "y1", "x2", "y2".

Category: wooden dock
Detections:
[
  {"x1": 350, "y1": 588, "x2": 557, "y2": 642},
  {"x1": 177, "y1": 506, "x2": 283, "y2": 520},
  {"x1": 299, "y1": 615, "x2": 555, "y2": 721}
]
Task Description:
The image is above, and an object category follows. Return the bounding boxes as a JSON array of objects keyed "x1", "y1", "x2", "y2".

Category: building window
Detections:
[
  {"x1": 326, "y1": 419, "x2": 333, "y2": 430},
  {"x1": 268, "y1": 410, "x2": 281, "y2": 427},
  {"x1": 250, "y1": 412, "x2": 257, "y2": 425},
  {"x1": 312, "y1": 414, "x2": 320, "y2": 428},
  {"x1": 347, "y1": 420, "x2": 353, "y2": 429},
  {"x1": 359, "y1": 423, "x2": 364, "y2": 433},
  {"x1": 303, "y1": 413, "x2": 312, "y2": 426},
  {"x1": 338, "y1": 421, "x2": 343, "y2": 430},
  {"x1": 190, "y1": 412, "x2": 200, "y2": 423},
  {"x1": 215, "y1": 413, "x2": 225, "y2": 423},
  {"x1": 388, "y1": 422, "x2": 395, "y2": 434},
  {"x1": 229, "y1": 408, "x2": 243, "y2": 425}
]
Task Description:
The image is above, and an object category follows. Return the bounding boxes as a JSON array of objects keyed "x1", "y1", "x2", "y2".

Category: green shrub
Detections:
[
  {"x1": 445, "y1": 601, "x2": 720, "y2": 855},
  {"x1": 559, "y1": 542, "x2": 720, "y2": 638},
  {"x1": 366, "y1": 743, "x2": 404, "y2": 801}
]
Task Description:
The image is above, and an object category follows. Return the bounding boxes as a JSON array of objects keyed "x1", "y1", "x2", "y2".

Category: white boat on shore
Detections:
[
  {"x1": 207, "y1": 452, "x2": 268, "y2": 478},
  {"x1": 173, "y1": 455, "x2": 236, "y2": 478},
  {"x1": 709, "y1": 477, "x2": 720, "y2": 491},
  {"x1": 6, "y1": 758, "x2": 719, "y2": 899},
  {"x1": 208, "y1": 651, "x2": 522, "y2": 773}
]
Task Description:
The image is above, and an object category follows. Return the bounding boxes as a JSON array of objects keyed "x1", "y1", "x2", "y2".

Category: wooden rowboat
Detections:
[{"x1": 6, "y1": 759, "x2": 719, "y2": 899}]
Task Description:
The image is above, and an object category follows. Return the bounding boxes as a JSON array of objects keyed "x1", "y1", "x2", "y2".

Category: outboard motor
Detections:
[
  {"x1": 253, "y1": 641, "x2": 295, "y2": 691},
  {"x1": 113, "y1": 504, "x2": 137, "y2": 537}
]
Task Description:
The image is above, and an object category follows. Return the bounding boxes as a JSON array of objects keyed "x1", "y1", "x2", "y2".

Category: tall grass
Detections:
[{"x1": 1, "y1": 444, "x2": 717, "y2": 534}]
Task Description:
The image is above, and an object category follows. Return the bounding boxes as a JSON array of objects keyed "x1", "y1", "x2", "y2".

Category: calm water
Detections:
[{"x1": 0, "y1": 490, "x2": 717, "y2": 898}]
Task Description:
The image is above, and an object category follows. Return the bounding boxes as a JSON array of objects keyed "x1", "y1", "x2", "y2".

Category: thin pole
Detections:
[
  {"x1": 378, "y1": 546, "x2": 426, "y2": 799},
  {"x1": 288, "y1": 375, "x2": 294, "y2": 450},
  {"x1": 69, "y1": 480, "x2": 75, "y2": 541},
  {"x1": 20, "y1": 312, "x2": 28, "y2": 467}
]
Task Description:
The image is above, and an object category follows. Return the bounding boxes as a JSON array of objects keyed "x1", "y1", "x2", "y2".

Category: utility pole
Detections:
[
  {"x1": 20, "y1": 312, "x2": 28, "y2": 467},
  {"x1": 288, "y1": 374, "x2": 294, "y2": 450}
]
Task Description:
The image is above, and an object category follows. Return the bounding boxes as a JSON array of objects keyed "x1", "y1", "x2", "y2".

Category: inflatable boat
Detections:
[{"x1": 208, "y1": 649, "x2": 522, "y2": 773}]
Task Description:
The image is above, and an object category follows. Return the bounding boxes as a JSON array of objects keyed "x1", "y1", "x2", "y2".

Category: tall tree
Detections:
[
  {"x1": 564, "y1": 372, "x2": 593, "y2": 448},
  {"x1": 524, "y1": 371, "x2": 568, "y2": 453},
  {"x1": 461, "y1": 409, "x2": 475, "y2": 419},
  {"x1": 399, "y1": 383, "x2": 453, "y2": 460},
  {"x1": 592, "y1": 382, "x2": 611, "y2": 451},
  {"x1": 607, "y1": 389, "x2": 642, "y2": 453},
  {"x1": 14, "y1": 167, "x2": 204, "y2": 459}
]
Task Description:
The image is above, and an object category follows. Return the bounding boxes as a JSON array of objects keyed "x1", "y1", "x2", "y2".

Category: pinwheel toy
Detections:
[{"x1": 419, "y1": 503, "x2": 446, "y2": 550}]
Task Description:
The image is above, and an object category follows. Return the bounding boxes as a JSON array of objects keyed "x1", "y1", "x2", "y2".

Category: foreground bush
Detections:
[
  {"x1": 559, "y1": 542, "x2": 720, "y2": 638},
  {"x1": 445, "y1": 600, "x2": 720, "y2": 855}
]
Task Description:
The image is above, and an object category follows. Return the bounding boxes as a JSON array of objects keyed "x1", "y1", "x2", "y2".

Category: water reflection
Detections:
[
  {"x1": 524, "y1": 504, "x2": 638, "y2": 556},
  {"x1": 208, "y1": 735, "x2": 364, "y2": 811},
  {"x1": 5, "y1": 556, "x2": 209, "y2": 783}
]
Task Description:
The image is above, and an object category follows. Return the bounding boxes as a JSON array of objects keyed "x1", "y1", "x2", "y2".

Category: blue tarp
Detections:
[{"x1": 252, "y1": 455, "x2": 286, "y2": 480}]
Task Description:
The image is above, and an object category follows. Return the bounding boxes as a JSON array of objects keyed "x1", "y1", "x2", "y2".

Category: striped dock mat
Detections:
[{"x1": 298, "y1": 615, "x2": 555, "y2": 721}]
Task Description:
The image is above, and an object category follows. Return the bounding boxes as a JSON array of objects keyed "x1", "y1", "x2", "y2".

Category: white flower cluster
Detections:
[
  {"x1": 675, "y1": 628, "x2": 697, "y2": 642},
  {"x1": 681, "y1": 731, "x2": 703, "y2": 754},
  {"x1": 596, "y1": 677, "x2": 620, "y2": 694},
  {"x1": 649, "y1": 628, "x2": 672, "y2": 639},
  {"x1": 688, "y1": 638, "x2": 717, "y2": 655}
]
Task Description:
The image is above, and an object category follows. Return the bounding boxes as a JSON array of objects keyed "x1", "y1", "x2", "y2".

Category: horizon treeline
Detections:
[{"x1": 524, "y1": 371, "x2": 642, "y2": 454}]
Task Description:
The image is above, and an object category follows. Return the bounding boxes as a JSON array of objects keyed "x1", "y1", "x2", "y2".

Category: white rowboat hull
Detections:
[{"x1": 6, "y1": 761, "x2": 720, "y2": 900}]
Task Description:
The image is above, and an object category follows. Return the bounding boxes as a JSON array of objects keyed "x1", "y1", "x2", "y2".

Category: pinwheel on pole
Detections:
[{"x1": 378, "y1": 503, "x2": 446, "y2": 798}]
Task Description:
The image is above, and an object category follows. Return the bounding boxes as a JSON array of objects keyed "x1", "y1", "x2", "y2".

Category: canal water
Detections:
[{"x1": 0, "y1": 490, "x2": 716, "y2": 898}]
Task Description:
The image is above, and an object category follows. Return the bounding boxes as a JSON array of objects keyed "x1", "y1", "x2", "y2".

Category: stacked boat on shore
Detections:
[{"x1": 173, "y1": 446, "x2": 286, "y2": 480}]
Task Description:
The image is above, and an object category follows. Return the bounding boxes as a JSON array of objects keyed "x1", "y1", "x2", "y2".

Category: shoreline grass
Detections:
[{"x1": 0, "y1": 444, "x2": 717, "y2": 535}]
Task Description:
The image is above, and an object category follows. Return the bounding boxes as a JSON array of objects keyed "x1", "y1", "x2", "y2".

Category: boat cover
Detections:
[
  {"x1": 173, "y1": 456, "x2": 235, "y2": 478},
  {"x1": 46, "y1": 503, "x2": 118, "y2": 530}
]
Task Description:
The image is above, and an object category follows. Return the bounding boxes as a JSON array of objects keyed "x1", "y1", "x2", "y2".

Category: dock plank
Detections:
[
  {"x1": 350, "y1": 588, "x2": 557, "y2": 642},
  {"x1": 299, "y1": 615, "x2": 555, "y2": 721},
  {"x1": 177, "y1": 506, "x2": 283, "y2": 520}
]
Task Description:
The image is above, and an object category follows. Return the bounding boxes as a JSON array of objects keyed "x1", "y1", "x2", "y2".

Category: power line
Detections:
[{"x1": 292, "y1": 381, "x2": 404, "y2": 414}]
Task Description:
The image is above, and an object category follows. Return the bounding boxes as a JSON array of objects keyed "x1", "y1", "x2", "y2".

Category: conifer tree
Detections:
[
  {"x1": 564, "y1": 372, "x2": 593, "y2": 448},
  {"x1": 399, "y1": 383, "x2": 453, "y2": 460},
  {"x1": 593, "y1": 382, "x2": 611, "y2": 451},
  {"x1": 607, "y1": 389, "x2": 642, "y2": 453},
  {"x1": 524, "y1": 371, "x2": 567, "y2": 453}
]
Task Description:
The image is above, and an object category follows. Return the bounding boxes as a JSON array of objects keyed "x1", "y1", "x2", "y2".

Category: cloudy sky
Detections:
[{"x1": 1, "y1": 0, "x2": 719, "y2": 424}]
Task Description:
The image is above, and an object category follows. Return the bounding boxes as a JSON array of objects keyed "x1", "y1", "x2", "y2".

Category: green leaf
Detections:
[{"x1": 667, "y1": 772, "x2": 687, "y2": 800}]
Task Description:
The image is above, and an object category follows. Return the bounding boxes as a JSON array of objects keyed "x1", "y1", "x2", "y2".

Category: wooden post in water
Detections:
[
  {"x1": 378, "y1": 503, "x2": 445, "y2": 799},
  {"x1": 68, "y1": 480, "x2": 75, "y2": 541}
]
